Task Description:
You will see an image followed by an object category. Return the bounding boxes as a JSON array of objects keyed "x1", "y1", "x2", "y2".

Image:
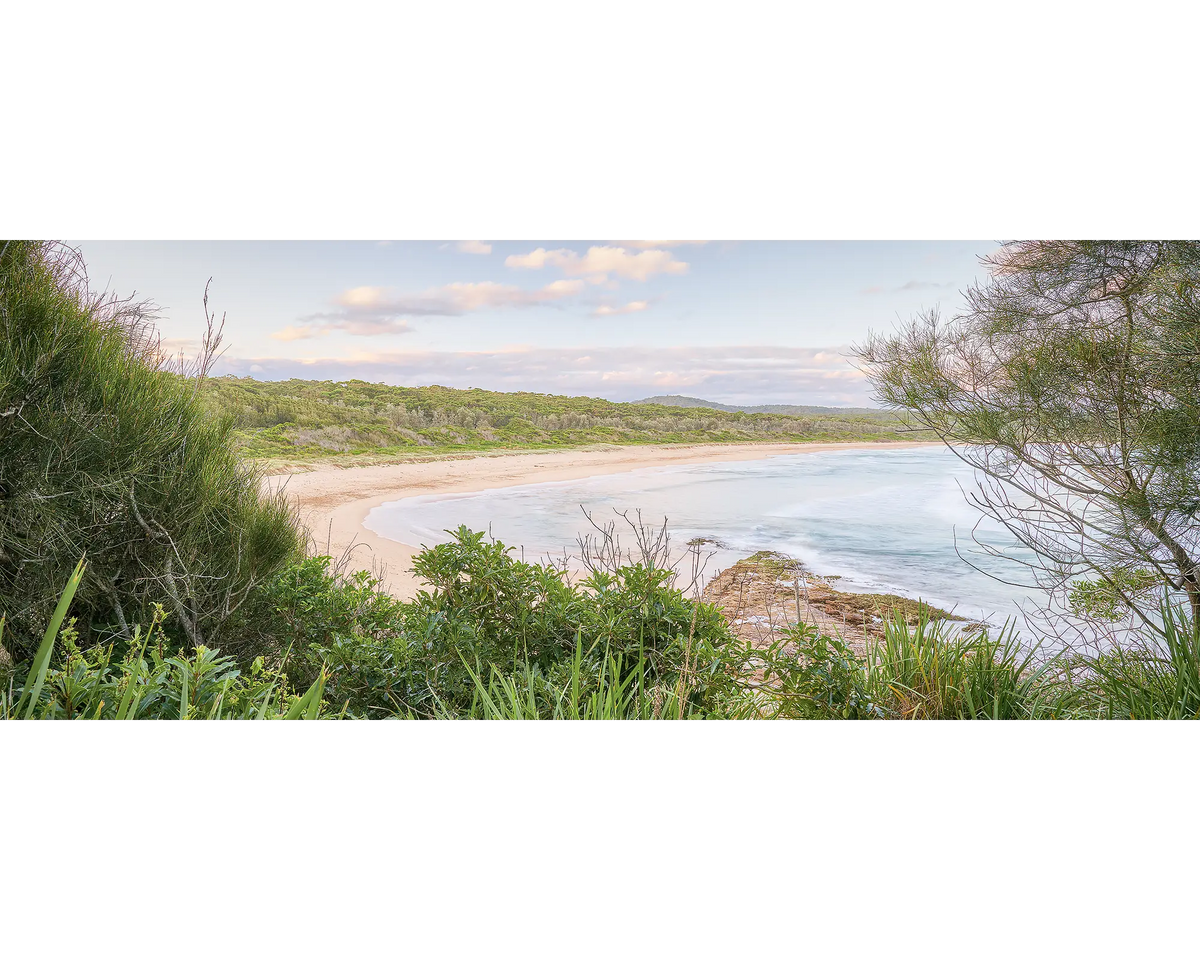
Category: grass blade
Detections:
[{"x1": 20, "y1": 558, "x2": 86, "y2": 719}]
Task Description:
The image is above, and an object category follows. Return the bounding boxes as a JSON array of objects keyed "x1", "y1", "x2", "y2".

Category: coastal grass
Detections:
[
  {"x1": 863, "y1": 617, "x2": 1055, "y2": 719},
  {"x1": 1058, "y1": 602, "x2": 1200, "y2": 719}
]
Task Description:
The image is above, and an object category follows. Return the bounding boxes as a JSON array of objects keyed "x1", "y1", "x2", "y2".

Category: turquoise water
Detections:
[{"x1": 364, "y1": 447, "x2": 1046, "y2": 628}]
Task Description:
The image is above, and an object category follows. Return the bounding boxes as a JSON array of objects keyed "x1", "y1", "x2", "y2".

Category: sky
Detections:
[{"x1": 71, "y1": 240, "x2": 999, "y2": 406}]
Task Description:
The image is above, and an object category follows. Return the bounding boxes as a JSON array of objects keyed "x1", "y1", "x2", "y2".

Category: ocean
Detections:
[{"x1": 363, "y1": 446, "x2": 1055, "y2": 631}]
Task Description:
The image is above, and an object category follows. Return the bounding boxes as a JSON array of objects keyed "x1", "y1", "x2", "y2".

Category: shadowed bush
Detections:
[{"x1": 0, "y1": 241, "x2": 302, "y2": 662}]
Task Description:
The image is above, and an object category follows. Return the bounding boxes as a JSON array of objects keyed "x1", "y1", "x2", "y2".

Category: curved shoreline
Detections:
[{"x1": 263, "y1": 441, "x2": 942, "y2": 599}]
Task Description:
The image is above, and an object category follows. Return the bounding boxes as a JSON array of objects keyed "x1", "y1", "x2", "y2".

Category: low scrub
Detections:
[
  {"x1": 8, "y1": 534, "x2": 1200, "y2": 721},
  {"x1": 200, "y1": 377, "x2": 921, "y2": 464}
]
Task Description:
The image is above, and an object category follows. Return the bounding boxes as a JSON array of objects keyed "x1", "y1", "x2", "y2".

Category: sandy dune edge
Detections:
[{"x1": 263, "y1": 441, "x2": 940, "y2": 600}]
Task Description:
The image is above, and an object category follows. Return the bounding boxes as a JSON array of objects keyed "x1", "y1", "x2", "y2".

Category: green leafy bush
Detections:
[{"x1": 284, "y1": 526, "x2": 737, "y2": 718}]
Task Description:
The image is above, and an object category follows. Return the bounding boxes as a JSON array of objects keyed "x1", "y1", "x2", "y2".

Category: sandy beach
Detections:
[{"x1": 264, "y1": 441, "x2": 940, "y2": 599}]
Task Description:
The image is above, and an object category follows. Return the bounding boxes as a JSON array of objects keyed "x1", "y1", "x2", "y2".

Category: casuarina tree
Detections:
[{"x1": 856, "y1": 241, "x2": 1200, "y2": 636}]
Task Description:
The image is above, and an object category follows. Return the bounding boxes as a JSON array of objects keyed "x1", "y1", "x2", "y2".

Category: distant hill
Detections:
[
  {"x1": 635, "y1": 395, "x2": 883, "y2": 416},
  {"x1": 201, "y1": 378, "x2": 920, "y2": 463}
]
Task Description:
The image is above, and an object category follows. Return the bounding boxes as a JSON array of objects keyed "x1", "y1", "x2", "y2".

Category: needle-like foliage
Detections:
[
  {"x1": 0, "y1": 241, "x2": 302, "y2": 661},
  {"x1": 856, "y1": 241, "x2": 1200, "y2": 638}
]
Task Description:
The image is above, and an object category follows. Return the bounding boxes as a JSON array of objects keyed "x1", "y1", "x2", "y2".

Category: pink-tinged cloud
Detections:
[
  {"x1": 272, "y1": 324, "x2": 330, "y2": 341},
  {"x1": 591, "y1": 300, "x2": 649, "y2": 317},
  {"x1": 437, "y1": 280, "x2": 585, "y2": 310},
  {"x1": 272, "y1": 279, "x2": 587, "y2": 340},
  {"x1": 505, "y1": 245, "x2": 689, "y2": 282},
  {"x1": 456, "y1": 240, "x2": 492, "y2": 255}
]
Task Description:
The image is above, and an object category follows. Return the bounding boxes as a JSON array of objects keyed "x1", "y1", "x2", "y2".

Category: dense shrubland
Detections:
[
  {"x1": 201, "y1": 377, "x2": 918, "y2": 462},
  {"x1": 0, "y1": 241, "x2": 301, "y2": 663}
]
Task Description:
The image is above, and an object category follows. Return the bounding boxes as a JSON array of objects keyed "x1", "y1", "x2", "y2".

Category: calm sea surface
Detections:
[{"x1": 364, "y1": 447, "x2": 1056, "y2": 630}]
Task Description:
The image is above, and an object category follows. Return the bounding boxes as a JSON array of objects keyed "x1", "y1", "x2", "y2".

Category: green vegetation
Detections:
[
  {"x1": 8, "y1": 530, "x2": 1200, "y2": 720},
  {"x1": 858, "y1": 240, "x2": 1200, "y2": 632},
  {"x1": 818, "y1": 590, "x2": 964, "y2": 625},
  {"x1": 1, "y1": 560, "x2": 327, "y2": 719},
  {"x1": 6, "y1": 238, "x2": 1200, "y2": 721},
  {"x1": 0, "y1": 241, "x2": 301, "y2": 664},
  {"x1": 200, "y1": 377, "x2": 921, "y2": 465}
]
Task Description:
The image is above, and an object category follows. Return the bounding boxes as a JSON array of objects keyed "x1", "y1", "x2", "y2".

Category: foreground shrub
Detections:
[
  {"x1": 0, "y1": 241, "x2": 302, "y2": 661},
  {"x1": 291, "y1": 526, "x2": 737, "y2": 718},
  {"x1": 243, "y1": 555, "x2": 411, "y2": 716},
  {"x1": 1, "y1": 560, "x2": 327, "y2": 719}
]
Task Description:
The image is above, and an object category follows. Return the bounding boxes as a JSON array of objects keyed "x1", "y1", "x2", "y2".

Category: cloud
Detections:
[
  {"x1": 504, "y1": 248, "x2": 554, "y2": 270},
  {"x1": 863, "y1": 280, "x2": 955, "y2": 294},
  {"x1": 272, "y1": 279, "x2": 585, "y2": 340},
  {"x1": 338, "y1": 286, "x2": 387, "y2": 307},
  {"x1": 214, "y1": 344, "x2": 876, "y2": 406},
  {"x1": 456, "y1": 240, "x2": 492, "y2": 255},
  {"x1": 591, "y1": 300, "x2": 649, "y2": 317},
  {"x1": 615, "y1": 240, "x2": 709, "y2": 249},
  {"x1": 505, "y1": 245, "x2": 689, "y2": 281},
  {"x1": 272, "y1": 324, "x2": 330, "y2": 342},
  {"x1": 438, "y1": 279, "x2": 584, "y2": 310},
  {"x1": 155, "y1": 337, "x2": 201, "y2": 356}
]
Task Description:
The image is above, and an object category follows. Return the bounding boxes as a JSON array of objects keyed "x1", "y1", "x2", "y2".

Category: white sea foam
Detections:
[{"x1": 364, "y1": 447, "x2": 1051, "y2": 631}]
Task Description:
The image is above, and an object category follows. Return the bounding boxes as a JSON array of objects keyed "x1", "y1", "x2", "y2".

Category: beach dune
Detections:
[{"x1": 264, "y1": 441, "x2": 940, "y2": 599}]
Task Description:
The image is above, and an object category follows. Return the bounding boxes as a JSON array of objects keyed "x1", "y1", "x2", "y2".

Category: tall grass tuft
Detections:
[
  {"x1": 864, "y1": 616, "x2": 1055, "y2": 720},
  {"x1": 1067, "y1": 602, "x2": 1200, "y2": 719}
]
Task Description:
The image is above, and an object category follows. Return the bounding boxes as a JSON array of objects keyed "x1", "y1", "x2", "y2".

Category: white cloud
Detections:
[
  {"x1": 438, "y1": 280, "x2": 583, "y2": 310},
  {"x1": 504, "y1": 248, "x2": 554, "y2": 269},
  {"x1": 591, "y1": 300, "x2": 649, "y2": 317},
  {"x1": 272, "y1": 279, "x2": 585, "y2": 340},
  {"x1": 338, "y1": 286, "x2": 387, "y2": 307},
  {"x1": 456, "y1": 240, "x2": 492, "y2": 255},
  {"x1": 505, "y1": 245, "x2": 689, "y2": 281},
  {"x1": 272, "y1": 324, "x2": 330, "y2": 342}
]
